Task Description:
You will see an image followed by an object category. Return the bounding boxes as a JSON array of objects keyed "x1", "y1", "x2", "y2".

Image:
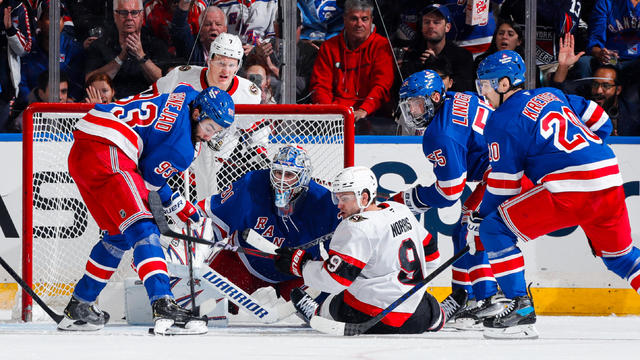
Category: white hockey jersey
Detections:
[
  {"x1": 212, "y1": 0, "x2": 277, "y2": 41},
  {"x1": 152, "y1": 65, "x2": 266, "y2": 199},
  {"x1": 302, "y1": 201, "x2": 440, "y2": 326},
  {"x1": 152, "y1": 65, "x2": 262, "y2": 104}
]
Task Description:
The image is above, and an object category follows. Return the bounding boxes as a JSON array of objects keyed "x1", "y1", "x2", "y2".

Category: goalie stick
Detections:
[
  {"x1": 309, "y1": 245, "x2": 470, "y2": 336},
  {"x1": 148, "y1": 191, "x2": 274, "y2": 259},
  {"x1": 242, "y1": 228, "x2": 334, "y2": 255},
  {"x1": 0, "y1": 256, "x2": 64, "y2": 323}
]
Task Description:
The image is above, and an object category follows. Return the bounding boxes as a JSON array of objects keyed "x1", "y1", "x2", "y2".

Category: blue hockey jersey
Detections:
[
  {"x1": 413, "y1": 91, "x2": 493, "y2": 209},
  {"x1": 479, "y1": 87, "x2": 617, "y2": 217},
  {"x1": 75, "y1": 84, "x2": 199, "y2": 195},
  {"x1": 198, "y1": 169, "x2": 341, "y2": 283},
  {"x1": 587, "y1": 0, "x2": 640, "y2": 59}
]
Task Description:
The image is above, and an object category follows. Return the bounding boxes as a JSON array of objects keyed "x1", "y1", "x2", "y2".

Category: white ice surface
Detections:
[{"x1": 0, "y1": 315, "x2": 639, "y2": 360}]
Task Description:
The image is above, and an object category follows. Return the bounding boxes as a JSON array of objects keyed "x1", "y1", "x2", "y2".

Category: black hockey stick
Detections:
[
  {"x1": 309, "y1": 245, "x2": 470, "y2": 336},
  {"x1": 148, "y1": 191, "x2": 274, "y2": 259},
  {"x1": 0, "y1": 256, "x2": 64, "y2": 323}
]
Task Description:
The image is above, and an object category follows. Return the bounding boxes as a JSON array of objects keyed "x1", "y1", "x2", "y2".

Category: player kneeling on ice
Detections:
[
  {"x1": 189, "y1": 145, "x2": 340, "y2": 315},
  {"x1": 473, "y1": 50, "x2": 640, "y2": 339},
  {"x1": 59, "y1": 85, "x2": 236, "y2": 335},
  {"x1": 274, "y1": 166, "x2": 468, "y2": 334}
]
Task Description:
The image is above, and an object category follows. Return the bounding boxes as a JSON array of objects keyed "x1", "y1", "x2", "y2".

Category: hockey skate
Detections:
[
  {"x1": 151, "y1": 297, "x2": 208, "y2": 335},
  {"x1": 57, "y1": 296, "x2": 110, "y2": 331},
  {"x1": 439, "y1": 288, "x2": 468, "y2": 323},
  {"x1": 448, "y1": 291, "x2": 512, "y2": 331},
  {"x1": 482, "y1": 295, "x2": 538, "y2": 339},
  {"x1": 290, "y1": 288, "x2": 319, "y2": 324}
]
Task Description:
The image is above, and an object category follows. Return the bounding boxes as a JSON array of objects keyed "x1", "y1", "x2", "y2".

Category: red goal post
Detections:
[{"x1": 21, "y1": 102, "x2": 354, "y2": 321}]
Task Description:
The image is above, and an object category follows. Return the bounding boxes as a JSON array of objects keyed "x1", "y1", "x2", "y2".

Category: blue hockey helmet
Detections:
[
  {"x1": 398, "y1": 70, "x2": 446, "y2": 131},
  {"x1": 476, "y1": 50, "x2": 526, "y2": 92},
  {"x1": 314, "y1": 0, "x2": 342, "y2": 22},
  {"x1": 192, "y1": 86, "x2": 235, "y2": 128},
  {"x1": 270, "y1": 145, "x2": 312, "y2": 217}
]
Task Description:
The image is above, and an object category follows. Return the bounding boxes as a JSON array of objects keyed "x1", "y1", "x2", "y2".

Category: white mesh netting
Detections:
[{"x1": 23, "y1": 107, "x2": 350, "y2": 317}]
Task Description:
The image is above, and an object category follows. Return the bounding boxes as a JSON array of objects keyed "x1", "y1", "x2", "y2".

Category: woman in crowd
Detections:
[{"x1": 84, "y1": 72, "x2": 116, "y2": 104}]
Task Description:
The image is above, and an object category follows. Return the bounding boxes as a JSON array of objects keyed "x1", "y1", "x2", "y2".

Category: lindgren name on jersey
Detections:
[{"x1": 390, "y1": 217, "x2": 413, "y2": 237}]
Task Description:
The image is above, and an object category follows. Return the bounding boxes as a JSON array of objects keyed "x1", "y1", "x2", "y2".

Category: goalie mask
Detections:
[
  {"x1": 270, "y1": 145, "x2": 312, "y2": 217},
  {"x1": 331, "y1": 166, "x2": 378, "y2": 212},
  {"x1": 398, "y1": 70, "x2": 445, "y2": 134}
]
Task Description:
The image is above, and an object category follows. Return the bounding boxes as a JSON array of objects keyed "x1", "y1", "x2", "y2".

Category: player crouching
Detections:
[
  {"x1": 58, "y1": 85, "x2": 236, "y2": 335},
  {"x1": 274, "y1": 166, "x2": 468, "y2": 334}
]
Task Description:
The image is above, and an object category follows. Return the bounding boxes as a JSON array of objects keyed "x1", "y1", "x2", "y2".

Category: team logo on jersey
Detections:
[
  {"x1": 348, "y1": 214, "x2": 367, "y2": 222},
  {"x1": 179, "y1": 65, "x2": 192, "y2": 71},
  {"x1": 250, "y1": 83, "x2": 259, "y2": 95}
]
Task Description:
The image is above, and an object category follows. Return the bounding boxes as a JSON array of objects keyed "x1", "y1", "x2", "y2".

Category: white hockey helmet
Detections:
[
  {"x1": 210, "y1": 32, "x2": 244, "y2": 68},
  {"x1": 331, "y1": 166, "x2": 378, "y2": 210}
]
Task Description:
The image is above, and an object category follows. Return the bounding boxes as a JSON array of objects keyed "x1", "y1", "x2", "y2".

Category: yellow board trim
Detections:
[{"x1": 428, "y1": 287, "x2": 640, "y2": 316}]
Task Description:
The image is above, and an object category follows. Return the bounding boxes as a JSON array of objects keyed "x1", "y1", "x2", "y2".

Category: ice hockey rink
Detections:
[{"x1": 1, "y1": 314, "x2": 638, "y2": 360}]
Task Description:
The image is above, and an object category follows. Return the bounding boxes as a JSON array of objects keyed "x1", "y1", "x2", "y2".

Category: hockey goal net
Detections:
[{"x1": 21, "y1": 102, "x2": 354, "y2": 321}]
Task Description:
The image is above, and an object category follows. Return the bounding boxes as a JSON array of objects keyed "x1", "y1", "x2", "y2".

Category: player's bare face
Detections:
[
  {"x1": 333, "y1": 192, "x2": 359, "y2": 218},
  {"x1": 208, "y1": 55, "x2": 239, "y2": 90},
  {"x1": 195, "y1": 119, "x2": 224, "y2": 142}
]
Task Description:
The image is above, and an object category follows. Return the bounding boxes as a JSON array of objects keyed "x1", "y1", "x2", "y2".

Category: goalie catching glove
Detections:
[
  {"x1": 274, "y1": 247, "x2": 311, "y2": 277},
  {"x1": 163, "y1": 191, "x2": 202, "y2": 225},
  {"x1": 465, "y1": 211, "x2": 484, "y2": 255}
]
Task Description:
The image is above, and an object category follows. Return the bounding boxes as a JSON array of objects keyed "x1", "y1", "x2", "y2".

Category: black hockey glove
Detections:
[{"x1": 274, "y1": 247, "x2": 311, "y2": 277}]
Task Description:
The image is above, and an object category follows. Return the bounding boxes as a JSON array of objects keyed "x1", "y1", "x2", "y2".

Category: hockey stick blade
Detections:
[
  {"x1": 148, "y1": 192, "x2": 274, "y2": 259},
  {"x1": 0, "y1": 256, "x2": 64, "y2": 323},
  {"x1": 243, "y1": 229, "x2": 279, "y2": 254},
  {"x1": 242, "y1": 228, "x2": 334, "y2": 255},
  {"x1": 309, "y1": 245, "x2": 470, "y2": 336}
]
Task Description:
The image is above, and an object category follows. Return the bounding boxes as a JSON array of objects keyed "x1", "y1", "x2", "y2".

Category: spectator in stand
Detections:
[
  {"x1": 12, "y1": 71, "x2": 69, "y2": 131},
  {"x1": 64, "y1": 0, "x2": 117, "y2": 51},
  {"x1": 310, "y1": 0, "x2": 395, "y2": 134},
  {"x1": 473, "y1": 17, "x2": 524, "y2": 74},
  {"x1": 1, "y1": 0, "x2": 32, "y2": 131},
  {"x1": 18, "y1": 1, "x2": 85, "y2": 105},
  {"x1": 171, "y1": 1, "x2": 226, "y2": 65},
  {"x1": 84, "y1": 0, "x2": 171, "y2": 99},
  {"x1": 212, "y1": 0, "x2": 277, "y2": 56},
  {"x1": 250, "y1": 6, "x2": 318, "y2": 103},
  {"x1": 401, "y1": 4, "x2": 474, "y2": 92},
  {"x1": 84, "y1": 72, "x2": 117, "y2": 104},
  {"x1": 499, "y1": 0, "x2": 582, "y2": 66},
  {"x1": 145, "y1": 0, "x2": 206, "y2": 54},
  {"x1": 443, "y1": 0, "x2": 503, "y2": 58},
  {"x1": 551, "y1": 34, "x2": 640, "y2": 136},
  {"x1": 571, "y1": 0, "x2": 640, "y2": 79},
  {"x1": 243, "y1": 56, "x2": 276, "y2": 104}
]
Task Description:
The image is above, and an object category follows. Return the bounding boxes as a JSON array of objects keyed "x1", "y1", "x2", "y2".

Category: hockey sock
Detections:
[
  {"x1": 468, "y1": 251, "x2": 498, "y2": 300},
  {"x1": 451, "y1": 223, "x2": 474, "y2": 299},
  {"x1": 602, "y1": 247, "x2": 640, "y2": 294},
  {"x1": 133, "y1": 233, "x2": 172, "y2": 303},
  {"x1": 480, "y1": 212, "x2": 527, "y2": 298},
  {"x1": 73, "y1": 234, "x2": 127, "y2": 303}
]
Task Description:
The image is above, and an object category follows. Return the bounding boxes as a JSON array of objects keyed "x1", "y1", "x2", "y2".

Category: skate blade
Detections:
[
  {"x1": 152, "y1": 319, "x2": 208, "y2": 335},
  {"x1": 483, "y1": 324, "x2": 539, "y2": 340},
  {"x1": 57, "y1": 317, "x2": 104, "y2": 331},
  {"x1": 445, "y1": 318, "x2": 483, "y2": 331}
]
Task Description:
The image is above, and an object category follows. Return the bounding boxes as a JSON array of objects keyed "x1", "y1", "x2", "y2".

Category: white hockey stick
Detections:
[{"x1": 242, "y1": 228, "x2": 334, "y2": 254}]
